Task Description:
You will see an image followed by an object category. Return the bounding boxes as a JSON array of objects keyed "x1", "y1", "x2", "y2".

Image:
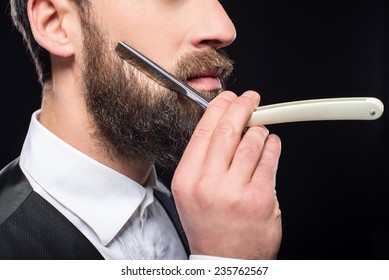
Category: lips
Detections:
[{"x1": 186, "y1": 68, "x2": 222, "y2": 92}]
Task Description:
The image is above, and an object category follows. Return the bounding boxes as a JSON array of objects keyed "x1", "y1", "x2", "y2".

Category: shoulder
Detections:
[
  {"x1": 0, "y1": 158, "x2": 32, "y2": 226},
  {"x1": 0, "y1": 159, "x2": 105, "y2": 260}
]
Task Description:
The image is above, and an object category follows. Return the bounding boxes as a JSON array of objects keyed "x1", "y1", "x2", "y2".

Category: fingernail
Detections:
[
  {"x1": 242, "y1": 91, "x2": 259, "y2": 98},
  {"x1": 220, "y1": 91, "x2": 237, "y2": 101}
]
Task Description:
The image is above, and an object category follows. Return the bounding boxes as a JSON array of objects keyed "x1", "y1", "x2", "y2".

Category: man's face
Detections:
[{"x1": 79, "y1": 0, "x2": 236, "y2": 169}]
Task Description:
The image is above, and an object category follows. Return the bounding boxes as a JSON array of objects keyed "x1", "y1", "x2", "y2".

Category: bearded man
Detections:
[{"x1": 0, "y1": 0, "x2": 282, "y2": 260}]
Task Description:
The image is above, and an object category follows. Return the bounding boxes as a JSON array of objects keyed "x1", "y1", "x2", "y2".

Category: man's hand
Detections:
[{"x1": 172, "y1": 90, "x2": 282, "y2": 260}]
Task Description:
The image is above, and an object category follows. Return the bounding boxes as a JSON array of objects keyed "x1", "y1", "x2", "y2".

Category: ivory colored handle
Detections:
[{"x1": 247, "y1": 97, "x2": 384, "y2": 126}]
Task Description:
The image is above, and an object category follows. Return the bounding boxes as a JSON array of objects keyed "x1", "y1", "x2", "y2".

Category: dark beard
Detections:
[{"x1": 80, "y1": 18, "x2": 234, "y2": 170}]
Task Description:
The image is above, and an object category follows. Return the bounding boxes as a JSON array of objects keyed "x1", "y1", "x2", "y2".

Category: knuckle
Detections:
[
  {"x1": 190, "y1": 177, "x2": 215, "y2": 207},
  {"x1": 209, "y1": 91, "x2": 236, "y2": 108},
  {"x1": 251, "y1": 126, "x2": 269, "y2": 139},
  {"x1": 172, "y1": 173, "x2": 215, "y2": 207},
  {"x1": 171, "y1": 173, "x2": 192, "y2": 199},
  {"x1": 275, "y1": 207, "x2": 282, "y2": 220},
  {"x1": 265, "y1": 137, "x2": 282, "y2": 158},
  {"x1": 236, "y1": 96, "x2": 254, "y2": 106},
  {"x1": 258, "y1": 161, "x2": 278, "y2": 181},
  {"x1": 214, "y1": 123, "x2": 235, "y2": 137},
  {"x1": 191, "y1": 125, "x2": 212, "y2": 140},
  {"x1": 236, "y1": 139, "x2": 259, "y2": 162},
  {"x1": 225, "y1": 194, "x2": 242, "y2": 209},
  {"x1": 248, "y1": 186, "x2": 277, "y2": 210},
  {"x1": 235, "y1": 127, "x2": 269, "y2": 161},
  {"x1": 235, "y1": 92, "x2": 260, "y2": 107},
  {"x1": 219, "y1": 91, "x2": 238, "y2": 102}
]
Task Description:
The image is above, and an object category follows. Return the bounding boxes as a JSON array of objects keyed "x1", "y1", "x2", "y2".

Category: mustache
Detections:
[{"x1": 172, "y1": 48, "x2": 234, "y2": 87}]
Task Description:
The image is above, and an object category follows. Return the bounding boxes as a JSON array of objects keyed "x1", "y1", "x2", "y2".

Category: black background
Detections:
[{"x1": 1, "y1": 1, "x2": 388, "y2": 259}]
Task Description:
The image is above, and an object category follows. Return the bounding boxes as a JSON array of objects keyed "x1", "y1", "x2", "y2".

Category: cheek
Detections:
[{"x1": 93, "y1": 2, "x2": 188, "y2": 73}]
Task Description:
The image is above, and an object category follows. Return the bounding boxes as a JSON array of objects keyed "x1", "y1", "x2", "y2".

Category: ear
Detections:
[{"x1": 28, "y1": 0, "x2": 76, "y2": 57}]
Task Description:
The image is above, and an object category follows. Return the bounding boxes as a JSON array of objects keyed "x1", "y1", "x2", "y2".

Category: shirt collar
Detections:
[{"x1": 20, "y1": 110, "x2": 170, "y2": 246}]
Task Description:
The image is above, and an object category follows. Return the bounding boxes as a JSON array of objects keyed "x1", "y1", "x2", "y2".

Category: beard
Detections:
[{"x1": 80, "y1": 18, "x2": 234, "y2": 170}]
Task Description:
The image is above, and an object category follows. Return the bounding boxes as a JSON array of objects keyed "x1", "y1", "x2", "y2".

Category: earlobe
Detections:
[{"x1": 28, "y1": 0, "x2": 75, "y2": 57}]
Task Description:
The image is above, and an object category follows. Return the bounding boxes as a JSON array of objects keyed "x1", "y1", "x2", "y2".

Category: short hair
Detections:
[{"x1": 9, "y1": 0, "x2": 90, "y2": 85}]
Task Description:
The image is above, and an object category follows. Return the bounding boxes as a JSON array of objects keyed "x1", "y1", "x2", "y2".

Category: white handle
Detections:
[{"x1": 246, "y1": 97, "x2": 384, "y2": 126}]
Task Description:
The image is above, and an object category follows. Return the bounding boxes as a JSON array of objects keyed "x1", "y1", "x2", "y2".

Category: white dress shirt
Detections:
[{"x1": 19, "y1": 110, "x2": 187, "y2": 260}]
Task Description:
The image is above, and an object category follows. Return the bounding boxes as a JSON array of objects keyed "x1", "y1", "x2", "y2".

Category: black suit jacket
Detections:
[{"x1": 0, "y1": 158, "x2": 189, "y2": 259}]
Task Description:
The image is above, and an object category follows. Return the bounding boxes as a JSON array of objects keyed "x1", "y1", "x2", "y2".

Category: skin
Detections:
[{"x1": 27, "y1": 0, "x2": 282, "y2": 259}]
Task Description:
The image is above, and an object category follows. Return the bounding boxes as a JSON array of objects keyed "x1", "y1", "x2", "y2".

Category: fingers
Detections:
[
  {"x1": 201, "y1": 91, "x2": 260, "y2": 173},
  {"x1": 174, "y1": 91, "x2": 238, "y2": 175},
  {"x1": 229, "y1": 126, "x2": 270, "y2": 183},
  {"x1": 176, "y1": 90, "x2": 259, "y2": 173},
  {"x1": 252, "y1": 133, "x2": 282, "y2": 187},
  {"x1": 173, "y1": 90, "x2": 261, "y2": 197},
  {"x1": 172, "y1": 89, "x2": 283, "y2": 259}
]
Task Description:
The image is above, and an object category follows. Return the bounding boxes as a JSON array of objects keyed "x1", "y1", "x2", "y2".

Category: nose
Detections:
[{"x1": 189, "y1": 1, "x2": 237, "y2": 49}]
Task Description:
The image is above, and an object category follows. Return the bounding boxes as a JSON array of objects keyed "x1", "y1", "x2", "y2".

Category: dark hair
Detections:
[{"x1": 9, "y1": 0, "x2": 89, "y2": 85}]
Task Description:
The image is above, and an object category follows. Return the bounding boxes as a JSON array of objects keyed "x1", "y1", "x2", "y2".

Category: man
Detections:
[{"x1": 0, "y1": 0, "x2": 282, "y2": 260}]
